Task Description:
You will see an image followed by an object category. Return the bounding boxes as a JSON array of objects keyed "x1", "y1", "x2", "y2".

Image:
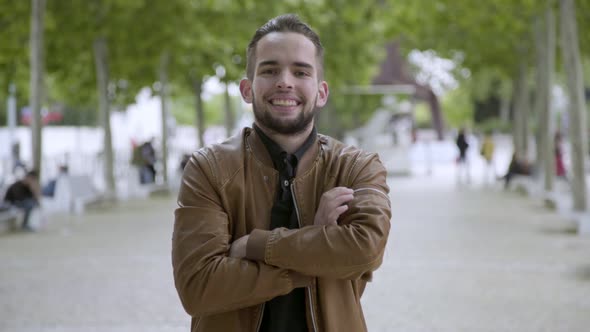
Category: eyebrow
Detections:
[{"x1": 257, "y1": 60, "x2": 314, "y2": 70}]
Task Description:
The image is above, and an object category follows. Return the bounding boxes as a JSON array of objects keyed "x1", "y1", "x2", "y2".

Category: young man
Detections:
[{"x1": 172, "y1": 14, "x2": 391, "y2": 332}]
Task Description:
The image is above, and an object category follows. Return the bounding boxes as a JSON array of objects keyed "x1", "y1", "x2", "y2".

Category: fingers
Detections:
[
  {"x1": 334, "y1": 204, "x2": 349, "y2": 216},
  {"x1": 314, "y1": 187, "x2": 355, "y2": 226},
  {"x1": 229, "y1": 235, "x2": 249, "y2": 258},
  {"x1": 323, "y1": 187, "x2": 354, "y2": 199},
  {"x1": 322, "y1": 187, "x2": 354, "y2": 209},
  {"x1": 332, "y1": 193, "x2": 355, "y2": 207}
]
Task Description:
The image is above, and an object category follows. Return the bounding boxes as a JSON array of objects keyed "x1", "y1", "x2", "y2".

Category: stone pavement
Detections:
[
  {"x1": 363, "y1": 172, "x2": 590, "y2": 332},
  {"x1": 1, "y1": 171, "x2": 589, "y2": 332},
  {"x1": 0, "y1": 197, "x2": 186, "y2": 332}
]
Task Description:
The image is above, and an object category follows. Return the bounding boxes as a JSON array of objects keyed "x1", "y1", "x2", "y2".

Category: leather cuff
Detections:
[
  {"x1": 246, "y1": 229, "x2": 271, "y2": 261},
  {"x1": 289, "y1": 270, "x2": 313, "y2": 288}
]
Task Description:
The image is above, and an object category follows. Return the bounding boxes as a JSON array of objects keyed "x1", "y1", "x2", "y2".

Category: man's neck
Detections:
[{"x1": 255, "y1": 123, "x2": 314, "y2": 154}]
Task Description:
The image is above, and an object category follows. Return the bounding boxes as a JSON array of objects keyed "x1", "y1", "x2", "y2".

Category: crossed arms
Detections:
[{"x1": 172, "y1": 154, "x2": 391, "y2": 317}]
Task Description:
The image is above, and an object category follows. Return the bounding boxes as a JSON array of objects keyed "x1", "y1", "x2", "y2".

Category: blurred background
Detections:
[
  {"x1": 1, "y1": 1, "x2": 590, "y2": 331},
  {"x1": 1, "y1": 0, "x2": 589, "y2": 197}
]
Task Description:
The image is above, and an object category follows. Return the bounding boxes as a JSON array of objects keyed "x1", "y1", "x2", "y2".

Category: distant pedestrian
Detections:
[
  {"x1": 455, "y1": 127, "x2": 471, "y2": 183},
  {"x1": 480, "y1": 132, "x2": 496, "y2": 184},
  {"x1": 500, "y1": 153, "x2": 532, "y2": 189},
  {"x1": 140, "y1": 139, "x2": 157, "y2": 184},
  {"x1": 11, "y1": 142, "x2": 26, "y2": 175},
  {"x1": 179, "y1": 153, "x2": 191, "y2": 172},
  {"x1": 42, "y1": 164, "x2": 69, "y2": 198},
  {"x1": 554, "y1": 132, "x2": 566, "y2": 179},
  {"x1": 3, "y1": 170, "x2": 41, "y2": 231}
]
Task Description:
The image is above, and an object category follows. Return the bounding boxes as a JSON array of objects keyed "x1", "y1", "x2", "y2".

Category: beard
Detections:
[{"x1": 252, "y1": 94, "x2": 319, "y2": 135}]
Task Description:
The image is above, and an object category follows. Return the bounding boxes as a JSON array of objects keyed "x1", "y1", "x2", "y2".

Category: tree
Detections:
[
  {"x1": 92, "y1": 35, "x2": 116, "y2": 199},
  {"x1": 0, "y1": 1, "x2": 29, "y2": 117},
  {"x1": 560, "y1": 0, "x2": 588, "y2": 211},
  {"x1": 300, "y1": 0, "x2": 391, "y2": 137},
  {"x1": 45, "y1": 0, "x2": 190, "y2": 194},
  {"x1": 531, "y1": 2, "x2": 556, "y2": 198},
  {"x1": 29, "y1": 0, "x2": 45, "y2": 174},
  {"x1": 383, "y1": 1, "x2": 539, "y2": 131}
]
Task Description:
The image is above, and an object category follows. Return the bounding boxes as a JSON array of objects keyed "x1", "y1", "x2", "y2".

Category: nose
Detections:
[{"x1": 276, "y1": 71, "x2": 294, "y2": 89}]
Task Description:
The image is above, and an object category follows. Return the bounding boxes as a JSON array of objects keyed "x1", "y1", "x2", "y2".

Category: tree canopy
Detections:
[{"x1": 1, "y1": 0, "x2": 589, "y2": 131}]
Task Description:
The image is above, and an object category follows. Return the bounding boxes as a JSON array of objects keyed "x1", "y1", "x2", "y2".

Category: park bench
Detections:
[
  {"x1": 124, "y1": 166, "x2": 170, "y2": 199},
  {"x1": 508, "y1": 174, "x2": 571, "y2": 210},
  {"x1": 68, "y1": 175, "x2": 104, "y2": 214},
  {"x1": 42, "y1": 175, "x2": 103, "y2": 215},
  {"x1": 507, "y1": 174, "x2": 590, "y2": 234},
  {"x1": 0, "y1": 205, "x2": 22, "y2": 233},
  {"x1": 508, "y1": 175, "x2": 538, "y2": 196},
  {"x1": 41, "y1": 176, "x2": 70, "y2": 213}
]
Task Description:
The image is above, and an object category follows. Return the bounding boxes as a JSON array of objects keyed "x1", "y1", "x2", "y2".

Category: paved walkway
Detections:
[
  {"x1": 1, "y1": 170, "x2": 589, "y2": 331},
  {"x1": 363, "y1": 172, "x2": 590, "y2": 332}
]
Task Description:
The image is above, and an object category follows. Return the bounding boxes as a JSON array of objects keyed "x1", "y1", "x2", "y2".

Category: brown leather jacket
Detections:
[{"x1": 173, "y1": 127, "x2": 391, "y2": 332}]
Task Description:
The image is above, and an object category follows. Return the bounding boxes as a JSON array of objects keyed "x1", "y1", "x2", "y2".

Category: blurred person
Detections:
[
  {"x1": 140, "y1": 138, "x2": 157, "y2": 184},
  {"x1": 41, "y1": 164, "x2": 69, "y2": 197},
  {"x1": 11, "y1": 142, "x2": 26, "y2": 175},
  {"x1": 3, "y1": 170, "x2": 41, "y2": 231},
  {"x1": 455, "y1": 127, "x2": 471, "y2": 184},
  {"x1": 480, "y1": 131, "x2": 496, "y2": 184},
  {"x1": 500, "y1": 153, "x2": 532, "y2": 189},
  {"x1": 179, "y1": 153, "x2": 191, "y2": 172},
  {"x1": 172, "y1": 14, "x2": 391, "y2": 332},
  {"x1": 554, "y1": 131, "x2": 567, "y2": 179}
]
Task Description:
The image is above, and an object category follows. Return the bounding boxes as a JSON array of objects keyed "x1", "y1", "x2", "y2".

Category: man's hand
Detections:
[
  {"x1": 229, "y1": 234, "x2": 250, "y2": 258},
  {"x1": 314, "y1": 187, "x2": 354, "y2": 226}
]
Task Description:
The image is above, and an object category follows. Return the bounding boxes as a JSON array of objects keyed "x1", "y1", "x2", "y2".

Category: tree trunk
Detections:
[
  {"x1": 192, "y1": 75, "x2": 205, "y2": 148},
  {"x1": 533, "y1": 4, "x2": 556, "y2": 194},
  {"x1": 512, "y1": 59, "x2": 529, "y2": 160},
  {"x1": 224, "y1": 82, "x2": 234, "y2": 138},
  {"x1": 560, "y1": 0, "x2": 587, "y2": 211},
  {"x1": 521, "y1": 73, "x2": 530, "y2": 157},
  {"x1": 93, "y1": 37, "x2": 116, "y2": 200},
  {"x1": 426, "y1": 90, "x2": 444, "y2": 140},
  {"x1": 500, "y1": 96, "x2": 510, "y2": 124},
  {"x1": 158, "y1": 51, "x2": 170, "y2": 186},
  {"x1": 7, "y1": 83, "x2": 18, "y2": 159},
  {"x1": 29, "y1": 0, "x2": 45, "y2": 173}
]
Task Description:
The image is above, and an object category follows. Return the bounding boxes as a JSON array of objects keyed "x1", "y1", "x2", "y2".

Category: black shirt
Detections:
[
  {"x1": 4, "y1": 180, "x2": 35, "y2": 203},
  {"x1": 254, "y1": 124, "x2": 316, "y2": 332}
]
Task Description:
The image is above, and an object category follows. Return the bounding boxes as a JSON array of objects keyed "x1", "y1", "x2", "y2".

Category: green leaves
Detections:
[
  {"x1": 4, "y1": 0, "x2": 586, "y2": 132},
  {"x1": 385, "y1": 0, "x2": 541, "y2": 75}
]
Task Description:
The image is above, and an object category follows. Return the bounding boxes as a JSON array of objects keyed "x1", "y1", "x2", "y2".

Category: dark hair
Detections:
[{"x1": 246, "y1": 14, "x2": 324, "y2": 80}]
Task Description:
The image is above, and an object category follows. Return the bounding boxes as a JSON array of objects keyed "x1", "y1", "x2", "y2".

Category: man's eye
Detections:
[
  {"x1": 295, "y1": 71, "x2": 309, "y2": 77},
  {"x1": 261, "y1": 69, "x2": 276, "y2": 75}
]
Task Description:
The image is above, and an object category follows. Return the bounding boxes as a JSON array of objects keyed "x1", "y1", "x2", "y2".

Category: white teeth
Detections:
[{"x1": 271, "y1": 99, "x2": 297, "y2": 106}]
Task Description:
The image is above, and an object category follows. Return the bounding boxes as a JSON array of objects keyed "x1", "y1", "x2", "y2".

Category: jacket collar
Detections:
[
  {"x1": 253, "y1": 124, "x2": 317, "y2": 172},
  {"x1": 246, "y1": 126, "x2": 324, "y2": 177}
]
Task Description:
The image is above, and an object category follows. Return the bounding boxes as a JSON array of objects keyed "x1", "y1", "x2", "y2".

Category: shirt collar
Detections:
[{"x1": 253, "y1": 124, "x2": 317, "y2": 170}]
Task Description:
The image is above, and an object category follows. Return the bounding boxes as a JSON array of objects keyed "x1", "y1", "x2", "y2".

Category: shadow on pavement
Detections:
[
  {"x1": 538, "y1": 224, "x2": 578, "y2": 236},
  {"x1": 572, "y1": 264, "x2": 590, "y2": 282}
]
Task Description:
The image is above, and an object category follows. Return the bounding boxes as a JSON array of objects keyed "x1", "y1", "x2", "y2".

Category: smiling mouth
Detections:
[{"x1": 270, "y1": 98, "x2": 300, "y2": 107}]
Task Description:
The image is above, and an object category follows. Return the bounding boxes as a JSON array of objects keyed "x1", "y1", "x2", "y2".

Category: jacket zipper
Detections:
[
  {"x1": 290, "y1": 182, "x2": 318, "y2": 332},
  {"x1": 255, "y1": 303, "x2": 265, "y2": 331}
]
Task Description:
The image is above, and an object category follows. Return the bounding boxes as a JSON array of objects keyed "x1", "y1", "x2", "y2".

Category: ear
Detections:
[
  {"x1": 315, "y1": 81, "x2": 329, "y2": 107},
  {"x1": 239, "y1": 79, "x2": 253, "y2": 103}
]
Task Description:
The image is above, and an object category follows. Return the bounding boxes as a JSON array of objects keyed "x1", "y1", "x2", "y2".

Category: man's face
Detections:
[{"x1": 240, "y1": 32, "x2": 329, "y2": 136}]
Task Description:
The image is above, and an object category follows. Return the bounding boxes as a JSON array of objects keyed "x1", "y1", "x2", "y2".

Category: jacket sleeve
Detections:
[
  {"x1": 172, "y1": 153, "x2": 310, "y2": 317},
  {"x1": 246, "y1": 153, "x2": 391, "y2": 280}
]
